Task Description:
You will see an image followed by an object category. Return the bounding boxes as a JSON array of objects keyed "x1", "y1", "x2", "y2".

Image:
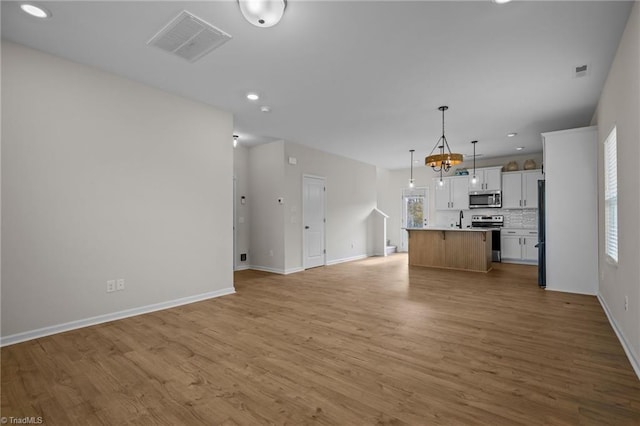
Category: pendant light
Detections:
[
  {"x1": 238, "y1": 0, "x2": 287, "y2": 28},
  {"x1": 409, "y1": 149, "x2": 415, "y2": 188},
  {"x1": 470, "y1": 140, "x2": 478, "y2": 184},
  {"x1": 425, "y1": 106, "x2": 463, "y2": 172}
]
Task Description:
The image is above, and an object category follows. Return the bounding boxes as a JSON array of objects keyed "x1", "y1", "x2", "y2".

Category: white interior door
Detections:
[{"x1": 303, "y1": 176, "x2": 326, "y2": 269}]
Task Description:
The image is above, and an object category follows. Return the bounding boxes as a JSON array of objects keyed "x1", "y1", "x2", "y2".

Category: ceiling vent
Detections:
[
  {"x1": 148, "y1": 11, "x2": 232, "y2": 63},
  {"x1": 574, "y1": 64, "x2": 590, "y2": 78}
]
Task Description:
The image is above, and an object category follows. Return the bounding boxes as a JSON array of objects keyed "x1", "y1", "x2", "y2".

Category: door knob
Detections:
[{"x1": 305, "y1": 226, "x2": 310, "y2": 229}]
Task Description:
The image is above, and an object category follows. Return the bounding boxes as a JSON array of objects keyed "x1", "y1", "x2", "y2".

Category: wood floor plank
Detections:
[{"x1": 2, "y1": 254, "x2": 640, "y2": 425}]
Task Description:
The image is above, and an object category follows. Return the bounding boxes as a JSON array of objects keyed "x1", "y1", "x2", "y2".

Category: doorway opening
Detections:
[{"x1": 400, "y1": 187, "x2": 428, "y2": 252}]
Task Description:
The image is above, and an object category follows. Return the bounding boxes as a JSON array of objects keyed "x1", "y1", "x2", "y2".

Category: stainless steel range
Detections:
[
  {"x1": 471, "y1": 215, "x2": 504, "y2": 262},
  {"x1": 471, "y1": 215, "x2": 504, "y2": 228}
]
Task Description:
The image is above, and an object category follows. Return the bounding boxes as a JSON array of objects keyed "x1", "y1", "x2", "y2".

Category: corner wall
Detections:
[
  {"x1": 283, "y1": 142, "x2": 377, "y2": 270},
  {"x1": 592, "y1": 2, "x2": 640, "y2": 376},
  {"x1": 248, "y1": 141, "x2": 286, "y2": 273},
  {"x1": 234, "y1": 145, "x2": 251, "y2": 270},
  {"x1": 1, "y1": 42, "x2": 234, "y2": 341}
]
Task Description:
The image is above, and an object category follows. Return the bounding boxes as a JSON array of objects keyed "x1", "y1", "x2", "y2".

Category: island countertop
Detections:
[
  {"x1": 404, "y1": 227, "x2": 497, "y2": 232},
  {"x1": 406, "y1": 228, "x2": 492, "y2": 272}
]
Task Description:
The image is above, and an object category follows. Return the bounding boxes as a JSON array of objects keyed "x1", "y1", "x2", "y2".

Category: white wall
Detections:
[
  {"x1": 593, "y1": 2, "x2": 640, "y2": 376},
  {"x1": 543, "y1": 127, "x2": 598, "y2": 295},
  {"x1": 233, "y1": 145, "x2": 251, "y2": 270},
  {"x1": 1, "y1": 42, "x2": 234, "y2": 341},
  {"x1": 377, "y1": 153, "x2": 543, "y2": 250},
  {"x1": 248, "y1": 141, "x2": 286, "y2": 273},
  {"x1": 283, "y1": 141, "x2": 378, "y2": 269},
  {"x1": 246, "y1": 140, "x2": 377, "y2": 273}
]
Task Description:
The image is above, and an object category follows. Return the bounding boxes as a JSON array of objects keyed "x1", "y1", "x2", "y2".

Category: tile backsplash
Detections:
[
  {"x1": 433, "y1": 208, "x2": 537, "y2": 229},
  {"x1": 503, "y1": 209, "x2": 537, "y2": 228}
]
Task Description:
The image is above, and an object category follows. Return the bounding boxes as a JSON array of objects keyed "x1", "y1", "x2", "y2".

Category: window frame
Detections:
[{"x1": 603, "y1": 126, "x2": 618, "y2": 264}]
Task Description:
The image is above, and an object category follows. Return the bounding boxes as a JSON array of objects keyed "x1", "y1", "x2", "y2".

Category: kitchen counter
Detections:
[
  {"x1": 406, "y1": 226, "x2": 499, "y2": 232},
  {"x1": 406, "y1": 228, "x2": 492, "y2": 272}
]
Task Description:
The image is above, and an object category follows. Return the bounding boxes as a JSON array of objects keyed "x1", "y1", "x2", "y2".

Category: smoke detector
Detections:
[{"x1": 148, "y1": 11, "x2": 232, "y2": 63}]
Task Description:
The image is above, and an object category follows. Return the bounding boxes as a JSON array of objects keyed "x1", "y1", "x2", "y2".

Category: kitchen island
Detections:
[{"x1": 406, "y1": 227, "x2": 493, "y2": 272}]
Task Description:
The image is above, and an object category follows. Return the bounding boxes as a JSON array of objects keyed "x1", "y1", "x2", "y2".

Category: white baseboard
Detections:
[
  {"x1": 248, "y1": 265, "x2": 285, "y2": 274},
  {"x1": 234, "y1": 265, "x2": 251, "y2": 271},
  {"x1": 0, "y1": 287, "x2": 236, "y2": 347},
  {"x1": 597, "y1": 293, "x2": 640, "y2": 380},
  {"x1": 248, "y1": 265, "x2": 304, "y2": 275},
  {"x1": 326, "y1": 254, "x2": 368, "y2": 266},
  {"x1": 545, "y1": 287, "x2": 597, "y2": 296}
]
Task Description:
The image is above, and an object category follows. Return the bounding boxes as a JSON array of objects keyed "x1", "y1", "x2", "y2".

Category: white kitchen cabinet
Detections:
[
  {"x1": 468, "y1": 166, "x2": 503, "y2": 192},
  {"x1": 502, "y1": 170, "x2": 543, "y2": 209},
  {"x1": 501, "y1": 229, "x2": 538, "y2": 264},
  {"x1": 434, "y1": 176, "x2": 469, "y2": 210}
]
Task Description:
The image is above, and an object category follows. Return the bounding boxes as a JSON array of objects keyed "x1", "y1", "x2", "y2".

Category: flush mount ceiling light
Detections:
[
  {"x1": 238, "y1": 0, "x2": 287, "y2": 28},
  {"x1": 409, "y1": 150, "x2": 415, "y2": 188},
  {"x1": 260, "y1": 106, "x2": 271, "y2": 113},
  {"x1": 492, "y1": 0, "x2": 513, "y2": 4},
  {"x1": 516, "y1": 146, "x2": 524, "y2": 151},
  {"x1": 246, "y1": 92, "x2": 259, "y2": 101},
  {"x1": 507, "y1": 132, "x2": 518, "y2": 137},
  {"x1": 425, "y1": 106, "x2": 463, "y2": 173},
  {"x1": 20, "y1": 3, "x2": 51, "y2": 18}
]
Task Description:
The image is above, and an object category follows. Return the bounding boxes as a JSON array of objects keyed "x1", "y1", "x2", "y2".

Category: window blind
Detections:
[{"x1": 604, "y1": 127, "x2": 618, "y2": 263}]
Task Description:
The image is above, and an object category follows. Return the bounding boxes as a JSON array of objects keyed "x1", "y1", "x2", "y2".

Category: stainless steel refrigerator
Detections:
[{"x1": 536, "y1": 180, "x2": 546, "y2": 288}]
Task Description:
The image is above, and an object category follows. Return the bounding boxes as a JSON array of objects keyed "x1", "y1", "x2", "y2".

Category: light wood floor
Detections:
[{"x1": 2, "y1": 254, "x2": 639, "y2": 425}]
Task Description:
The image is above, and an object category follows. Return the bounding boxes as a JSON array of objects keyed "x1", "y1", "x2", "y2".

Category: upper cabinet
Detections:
[
  {"x1": 502, "y1": 170, "x2": 543, "y2": 209},
  {"x1": 434, "y1": 176, "x2": 469, "y2": 210},
  {"x1": 468, "y1": 166, "x2": 503, "y2": 192}
]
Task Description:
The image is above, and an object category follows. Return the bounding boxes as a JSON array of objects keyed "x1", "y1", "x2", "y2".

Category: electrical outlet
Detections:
[
  {"x1": 106, "y1": 280, "x2": 116, "y2": 293},
  {"x1": 624, "y1": 296, "x2": 629, "y2": 311},
  {"x1": 116, "y1": 279, "x2": 125, "y2": 291}
]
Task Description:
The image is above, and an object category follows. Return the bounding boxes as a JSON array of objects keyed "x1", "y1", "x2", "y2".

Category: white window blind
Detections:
[{"x1": 604, "y1": 127, "x2": 618, "y2": 263}]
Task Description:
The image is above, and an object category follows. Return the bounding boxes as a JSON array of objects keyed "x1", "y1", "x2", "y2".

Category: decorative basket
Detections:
[
  {"x1": 523, "y1": 159, "x2": 537, "y2": 170},
  {"x1": 505, "y1": 161, "x2": 519, "y2": 171}
]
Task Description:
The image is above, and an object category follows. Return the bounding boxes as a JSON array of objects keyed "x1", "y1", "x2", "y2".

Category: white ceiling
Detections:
[{"x1": 1, "y1": 1, "x2": 633, "y2": 169}]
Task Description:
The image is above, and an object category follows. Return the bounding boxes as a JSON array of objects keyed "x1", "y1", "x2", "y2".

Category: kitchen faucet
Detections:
[{"x1": 457, "y1": 210, "x2": 464, "y2": 229}]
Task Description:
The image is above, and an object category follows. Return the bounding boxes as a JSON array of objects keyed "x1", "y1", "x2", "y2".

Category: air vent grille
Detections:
[{"x1": 148, "y1": 11, "x2": 231, "y2": 63}]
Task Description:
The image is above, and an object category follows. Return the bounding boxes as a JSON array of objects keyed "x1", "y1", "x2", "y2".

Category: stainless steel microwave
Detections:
[{"x1": 469, "y1": 190, "x2": 502, "y2": 209}]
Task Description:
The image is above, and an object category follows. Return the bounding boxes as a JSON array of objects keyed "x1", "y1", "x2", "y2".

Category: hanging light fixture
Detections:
[
  {"x1": 238, "y1": 0, "x2": 287, "y2": 28},
  {"x1": 409, "y1": 149, "x2": 415, "y2": 188},
  {"x1": 470, "y1": 140, "x2": 478, "y2": 184},
  {"x1": 425, "y1": 106, "x2": 463, "y2": 173}
]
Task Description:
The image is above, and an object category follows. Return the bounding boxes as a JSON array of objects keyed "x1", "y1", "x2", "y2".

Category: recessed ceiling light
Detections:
[
  {"x1": 246, "y1": 93, "x2": 259, "y2": 101},
  {"x1": 492, "y1": 0, "x2": 513, "y2": 4},
  {"x1": 260, "y1": 106, "x2": 271, "y2": 113},
  {"x1": 516, "y1": 147, "x2": 524, "y2": 151},
  {"x1": 20, "y1": 3, "x2": 51, "y2": 18},
  {"x1": 507, "y1": 132, "x2": 518, "y2": 137}
]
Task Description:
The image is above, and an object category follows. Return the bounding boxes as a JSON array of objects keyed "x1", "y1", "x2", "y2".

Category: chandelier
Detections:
[{"x1": 425, "y1": 106, "x2": 463, "y2": 172}]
